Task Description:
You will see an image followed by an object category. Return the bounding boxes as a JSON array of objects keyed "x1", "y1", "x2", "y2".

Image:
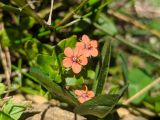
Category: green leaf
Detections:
[
  {"x1": 50, "y1": 71, "x2": 62, "y2": 83},
  {"x1": 58, "y1": 35, "x2": 77, "y2": 51},
  {"x1": 74, "y1": 85, "x2": 127, "y2": 118},
  {"x1": 0, "y1": 29, "x2": 10, "y2": 46},
  {"x1": 128, "y1": 68, "x2": 152, "y2": 104},
  {"x1": 97, "y1": 14, "x2": 117, "y2": 35},
  {"x1": 155, "y1": 101, "x2": 160, "y2": 112},
  {"x1": 0, "y1": 83, "x2": 6, "y2": 95},
  {"x1": 119, "y1": 53, "x2": 128, "y2": 83},
  {"x1": 2, "y1": 99, "x2": 29, "y2": 120},
  {"x1": 87, "y1": 70, "x2": 95, "y2": 80},
  {"x1": 65, "y1": 77, "x2": 84, "y2": 86},
  {"x1": 93, "y1": 39, "x2": 111, "y2": 95},
  {"x1": 37, "y1": 54, "x2": 55, "y2": 66},
  {"x1": 88, "y1": 0, "x2": 99, "y2": 5},
  {"x1": 21, "y1": 16, "x2": 36, "y2": 30},
  {"x1": 0, "y1": 111, "x2": 13, "y2": 120},
  {"x1": 30, "y1": 67, "x2": 79, "y2": 107}
]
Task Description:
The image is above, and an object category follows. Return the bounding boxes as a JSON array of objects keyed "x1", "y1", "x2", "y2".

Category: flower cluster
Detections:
[
  {"x1": 74, "y1": 85, "x2": 95, "y2": 103},
  {"x1": 63, "y1": 34, "x2": 98, "y2": 74}
]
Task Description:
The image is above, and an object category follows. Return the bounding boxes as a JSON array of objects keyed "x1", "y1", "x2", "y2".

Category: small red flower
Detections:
[
  {"x1": 74, "y1": 85, "x2": 95, "y2": 103},
  {"x1": 63, "y1": 47, "x2": 88, "y2": 74},
  {"x1": 76, "y1": 34, "x2": 98, "y2": 57}
]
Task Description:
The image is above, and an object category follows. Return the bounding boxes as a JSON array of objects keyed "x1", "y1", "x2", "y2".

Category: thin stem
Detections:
[
  {"x1": 0, "y1": 2, "x2": 22, "y2": 14},
  {"x1": 108, "y1": 9, "x2": 160, "y2": 38},
  {"x1": 56, "y1": 0, "x2": 113, "y2": 30},
  {"x1": 11, "y1": 65, "x2": 36, "y2": 82},
  {"x1": 47, "y1": 0, "x2": 54, "y2": 25},
  {"x1": 93, "y1": 23, "x2": 160, "y2": 61},
  {"x1": 123, "y1": 77, "x2": 160, "y2": 105},
  {"x1": 0, "y1": 1, "x2": 54, "y2": 30},
  {"x1": 57, "y1": 0, "x2": 88, "y2": 26},
  {"x1": 114, "y1": 35, "x2": 160, "y2": 60}
]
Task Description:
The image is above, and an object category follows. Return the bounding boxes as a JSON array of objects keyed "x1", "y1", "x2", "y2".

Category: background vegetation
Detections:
[{"x1": 0, "y1": 0, "x2": 160, "y2": 119}]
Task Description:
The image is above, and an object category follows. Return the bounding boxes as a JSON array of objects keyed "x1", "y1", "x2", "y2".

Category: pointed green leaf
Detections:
[
  {"x1": 74, "y1": 85, "x2": 127, "y2": 118},
  {"x1": 93, "y1": 39, "x2": 111, "y2": 95},
  {"x1": 30, "y1": 67, "x2": 79, "y2": 107}
]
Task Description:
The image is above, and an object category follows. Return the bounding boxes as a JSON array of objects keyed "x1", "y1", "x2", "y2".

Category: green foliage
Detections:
[
  {"x1": 0, "y1": 83, "x2": 6, "y2": 95},
  {"x1": 0, "y1": 99, "x2": 30, "y2": 120},
  {"x1": 0, "y1": 111, "x2": 14, "y2": 120},
  {"x1": 74, "y1": 85, "x2": 127, "y2": 118},
  {"x1": 96, "y1": 13, "x2": 117, "y2": 35},
  {"x1": 65, "y1": 77, "x2": 84, "y2": 86},
  {"x1": 1, "y1": 0, "x2": 160, "y2": 119},
  {"x1": 88, "y1": 0, "x2": 99, "y2": 5},
  {"x1": 30, "y1": 67, "x2": 79, "y2": 107},
  {"x1": 128, "y1": 68, "x2": 152, "y2": 104},
  {"x1": 87, "y1": 70, "x2": 95, "y2": 80},
  {"x1": 93, "y1": 39, "x2": 111, "y2": 95},
  {"x1": 57, "y1": 35, "x2": 77, "y2": 51}
]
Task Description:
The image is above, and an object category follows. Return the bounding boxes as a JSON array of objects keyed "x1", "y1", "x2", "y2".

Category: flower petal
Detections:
[
  {"x1": 78, "y1": 97, "x2": 86, "y2": 103},
  {"x1": 74, "y1": 90, "x2": 83, "y2": 96},
  {"x1": 87, "y1": 91, "x2": 95, "y2": 98},
  {"x1": 85, "y1": 97, "x2": 91, "y2": 101},
  {"x1": 90, "y1": 40, "x2": 98, "y2": 48},
  {"x1": 76, "y1": 42, "x2": 85, "y2": 49},
  {"x1": 79, "y1": 55, "x2": 88, "y2": 65},
  {"x1": 64, "y1": 47, "x2": 73, "y2": 57},
  {"x1": 72, "y1": 63, "x2": 82, "y2": 74},
  {"x1": 90, "y1": 48, "x2": 98, "y2": 57},
  {"x1": 82, "y1": 34, "x2": 90, "y2": 44},
  {"x1": 82, "y1": 49, "x2": 90, "y2": 57},
  {"x1": 63, "y1": 58, "x2": 72, "y2": 67},
  {"x1": 74, "y1": 47, "x2": 83, "y2": 57}
]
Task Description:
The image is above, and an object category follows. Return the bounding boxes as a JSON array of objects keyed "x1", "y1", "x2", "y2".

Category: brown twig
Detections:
[
  {"x1": 0, "y1": 45, "x2": 11, "y2": 96},
  {"x1": 0, "y1": 68, "x2": 28, "y2": 79},
  {"x1": 108, "y1": 9, "x2": 160, "y2": 38},
  {"x1": 47, "y1": 0, "x2": 54, "y2": 25},
  {"x1": 4, "y1": 47, "x2": 11, "y2": 75}
]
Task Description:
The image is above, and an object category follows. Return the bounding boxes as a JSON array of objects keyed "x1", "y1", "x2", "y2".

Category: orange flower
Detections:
[
  {"x1": 63, "y1": 47, "x2": 88, "y2": 74},
  {"x1": 74, "y1": 85, "x2": 95, "y2": 103},
  {"x1": 76, "y1": 34, "x2": 98, "y2": 57}
]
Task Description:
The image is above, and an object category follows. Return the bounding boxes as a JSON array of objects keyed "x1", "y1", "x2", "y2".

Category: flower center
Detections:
[
  {"x1": 85, "y1": 44, "x2": 92, "y2": 49},
  {"x1": 72, "y1": 56, "x2": 81, "y2": 63},
  {"x1": 72, "y1": 57, "x2": 77, "y2": 62},
  {"x1": 81, "y1": 93, "x2": 88, "y2": 99}
]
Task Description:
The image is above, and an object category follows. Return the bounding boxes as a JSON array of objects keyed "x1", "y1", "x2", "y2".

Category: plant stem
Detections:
[
  {"x1": 108, "y1": 9, "x2": 160, "y2": 38},
  {"x1": 57, "y1": 0, "x2": 88, "y2": 26},
  {"x1": 123, "y1": 77, "x2": 160, "y2": 105},
  {"x1": 0, "y1": 2, "x2": 22, "y2": 14},
  {"x1": 0, "y1": 1, "x2": 54, "y2": 30},
  {"x1": 114, "y1": 35, "x2": 160, "y2": 61},
  {"x1": 47, "y1": 0, "x2": 54, "y2": 25},
  {"x1": 56, "y1": 0, "x2": 113, "y2": 30},
  {"x1": 93, "y1": 23, "x2": 160, "y2": 61},
  {"x1": 0, "y1": 45, "x2": 11, "y2": 96}
]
